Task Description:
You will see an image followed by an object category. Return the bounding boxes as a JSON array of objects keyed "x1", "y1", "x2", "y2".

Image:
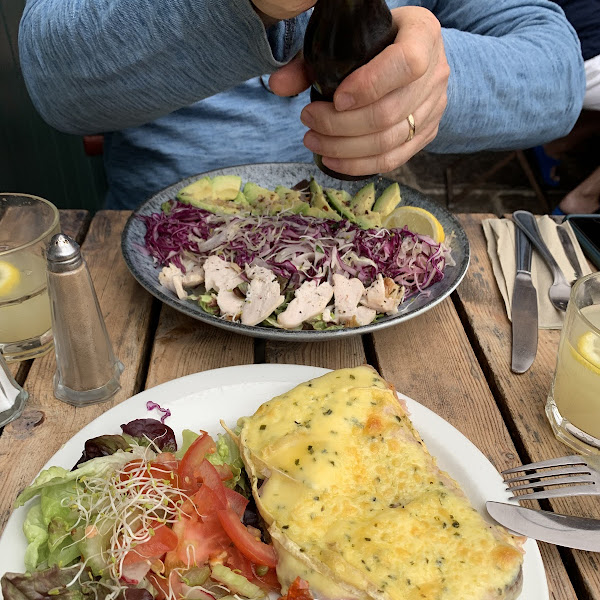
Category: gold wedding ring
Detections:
[{"x1": 405, "y1": 113, "x2": 416, "y2": 142}]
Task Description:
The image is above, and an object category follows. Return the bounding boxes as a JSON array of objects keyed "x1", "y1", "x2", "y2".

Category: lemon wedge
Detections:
[
  {"x1": 577, "y1": 331, "x2": 600, "y2": 375},
  {"x1": 0, "y1": 260, "x2": 21, "y2": 297},
  {"x1": 382, "y1": 206, "x2": 445, "y2": 243}
]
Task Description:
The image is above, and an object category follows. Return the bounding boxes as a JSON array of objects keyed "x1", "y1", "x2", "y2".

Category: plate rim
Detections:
[
  {"x1": 0, "y1": 364, "x2": 547, "y2": 599},
  {"x1": 120, "y1": 162, "x2": 470, "y2": 341}
]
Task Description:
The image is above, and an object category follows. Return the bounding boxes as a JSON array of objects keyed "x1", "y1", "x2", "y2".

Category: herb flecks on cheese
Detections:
[{"x1": 240, "y1": 366, "x2": 524, "y2": 600}]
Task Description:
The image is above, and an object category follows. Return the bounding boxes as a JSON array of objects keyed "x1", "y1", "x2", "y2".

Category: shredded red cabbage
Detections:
[
  {"x1": 146, "y1": 400, "x2": 171, "y2": 423},
  {"x1": 140, "y1": 201, "x2": 452, "y2": 300}
]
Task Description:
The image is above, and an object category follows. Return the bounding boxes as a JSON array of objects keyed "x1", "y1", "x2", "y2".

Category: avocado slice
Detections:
[
  {"x1": 177, "y1": 175, "x2": 248, "y2": 214},
  {"x1": 308, "y1": 179, "x2": 342, "y2": 221},
  {"x1": 177, "y1": 177, "x2": 213, "y2": 203},
  {"x1": 274, "y1": 186, "x2": 311, "y2": 214},
  {"x1": 355, "y1": 211, "x2": 382, "y2": 229},
  {"x1": 351, "y1": 183, "x2": 376, "y2": 216},
  {"x1": 244, "y1": 182, "x2": 282, "y2": 215},
  {"x1": 372, "y1": 183, "x2": 401, "y2": 217},
  {"x1": 212, "y1": 175, "x2": 243, "y2": 200},
  {"x1": 325, "y1": 188, "x2": 357, "y2": 222}
]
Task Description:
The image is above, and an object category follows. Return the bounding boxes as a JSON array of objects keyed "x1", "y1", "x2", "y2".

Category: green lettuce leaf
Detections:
[
  {"x1": 207, "y1": 433, "x2": 247, "y2": 492},
  {"x1": 174, "y1": 429, "x2": 200, "y2": 460},
  {"x1": 22, "y1": 503, "x2": 49, "y2": 572},
  {"x1": 15, "y1": 448, "x2": 148, "y2": 508}
]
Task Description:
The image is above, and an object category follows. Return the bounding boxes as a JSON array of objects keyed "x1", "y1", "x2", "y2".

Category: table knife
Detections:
[
  {"x1": 511, "y1": 225, "x2": 538, "y2": 373},
  {"x1": 556, "y1": 225, "x2": 583, "y2": 281},
  {"x1": 486, "y1": 501, "x2": 600, "y2": 552}
]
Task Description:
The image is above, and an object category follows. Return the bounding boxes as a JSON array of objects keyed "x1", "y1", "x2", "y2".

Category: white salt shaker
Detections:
[{"x1": 46, "y1": 234, "x2": 124, "y2": 406}]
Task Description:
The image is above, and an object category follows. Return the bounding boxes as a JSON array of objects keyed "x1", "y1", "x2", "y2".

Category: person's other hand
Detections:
[
  {"x1": 252, "y1": 0, "x2": 315, "y2": 22},
  {"x1": 269, "y1": 7, "x2": 450, "y2": 176}
]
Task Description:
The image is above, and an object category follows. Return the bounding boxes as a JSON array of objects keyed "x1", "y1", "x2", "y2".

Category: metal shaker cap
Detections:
[{"x1": 47, "y1": 234, "x2": 83, "y2": 272}]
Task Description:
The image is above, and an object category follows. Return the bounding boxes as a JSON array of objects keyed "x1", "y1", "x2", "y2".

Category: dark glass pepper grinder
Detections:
[{"x1": 303, "y1": 0, "x2": 398, "y2": 181}]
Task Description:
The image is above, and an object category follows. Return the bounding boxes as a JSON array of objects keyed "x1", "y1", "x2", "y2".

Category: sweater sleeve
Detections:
[
  {"x1": 428, "y1": 0, "x2": 586, "y2": 152},
  {"x1": 18, "y1": 0, "x2": 304, "y2": 135}
]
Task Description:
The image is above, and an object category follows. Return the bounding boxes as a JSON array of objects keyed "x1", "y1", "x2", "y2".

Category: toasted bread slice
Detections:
[{"x1": 239, "y1": 366, "x2": 524, "y2": 600}]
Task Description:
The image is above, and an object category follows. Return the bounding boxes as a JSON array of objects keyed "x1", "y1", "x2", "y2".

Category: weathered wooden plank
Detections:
[
  {"x1": 454, "y1": 213, "x2": 596, "y2": 599},
  {"x1": 0, "y1": 211, "x2": 154, "y2": 535},
  {"x1": 372, "y1": 296, "x2": 576, "y2": 600},
  {"x1": 5, "y1": 210, "x2": 90, "y2": 378},
  {"x1": 264, "y1": 336, "x2": 366, "y2": 369},
  {"x1": 145, "y1": 306, "x2": 254, "y2": 389}
]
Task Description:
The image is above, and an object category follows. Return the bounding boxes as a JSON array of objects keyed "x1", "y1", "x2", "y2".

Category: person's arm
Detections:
[
  {"x1": 271, "y1": 0, "x2": 585, "y2": 177},
  {"x1": 18, "y1": 0, "x2": 306, "y2": 135},
  {"x1": 429, "y1": 0, "x2": 586, "y2": 151}
]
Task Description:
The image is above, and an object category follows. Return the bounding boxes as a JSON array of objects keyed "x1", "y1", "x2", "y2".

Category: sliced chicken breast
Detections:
[
  {"x1": 241, "y1": 267, "x2": 284, "y2": 326},
  {"x1": 158, "y1": 264, "x2": 187, "y2": 299},
  {"x1": 277, "y1": 280, "x2": 334, "y2": 329},
  {"x1": 362, "y1": 274, "x2": 404, "y2": 315},
  {"x1": 203, "y1": 255, "x2": 243, "y2": 292},
  {"x1": 332, "y1": 274, "x2": 366, "y2": 324}
]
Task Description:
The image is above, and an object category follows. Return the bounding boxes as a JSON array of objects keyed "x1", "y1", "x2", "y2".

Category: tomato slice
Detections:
[
  {"x1": 280, "y1": 577, "x2": 313, "y2": 600},
  {"x1": 155, "y1": 452, "x2": 179, "y2": 470},
  {"x1": 192, "y1": 483, "x2": 226, "y2": 516},
  {"x1": 119, "y1": 459, "x2": 179, "y2": 487},
  {"x1": 198, "y1": 459, "x2": 228, "y2": 506},
  {"x1": 167, "y1": 514, "x2": 231, "y2": 568},
  {"x1": 178, "y1": 432, "x2": 217, "y2": 493},
  {"x1": 122, "y1": 524, "x2": 177, "y2": 565},
  {"x1": 216, "y1": 508, "x2": 278, "y2": 567},
  {"x1": 253, "y1": 563, "x2": 281, "y2": 593},
  {"x1": 224, "y1": 487, "x2": 249, "y2": 518},
  {"x1": 213, "y1": 463, "x2": 233, "y2": 481}
]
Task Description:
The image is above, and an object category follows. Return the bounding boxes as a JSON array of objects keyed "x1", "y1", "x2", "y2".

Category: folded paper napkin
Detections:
[{"x1": 482, "y1": 216, "x2": 592, "y2": 329}]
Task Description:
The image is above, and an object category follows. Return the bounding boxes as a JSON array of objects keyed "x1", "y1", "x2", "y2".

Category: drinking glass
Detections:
[
  {"x1": 546, "y1": 271, "x2": 600, "y2": 454},
  {"x1": 0, "y1": 193, "x2": 60, "y2": 362}
]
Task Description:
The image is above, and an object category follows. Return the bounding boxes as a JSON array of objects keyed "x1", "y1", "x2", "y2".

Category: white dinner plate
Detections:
[{"x1": 0, "y1": 365, "x2": 548, "y2": 599}]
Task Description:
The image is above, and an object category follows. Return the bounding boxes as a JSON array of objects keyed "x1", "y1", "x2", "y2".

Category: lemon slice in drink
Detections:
[
  {"x1": 0, "y1": 260, "x2": 20, "y2": 297},
  {"x1": 577, "y1": 331, "x2": 600, "y2": 375},
  {"x1": 382, "y1": 206, "x2": 445, "y2": 243}
]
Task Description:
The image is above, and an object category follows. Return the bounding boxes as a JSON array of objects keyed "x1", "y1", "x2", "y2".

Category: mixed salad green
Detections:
[{"x1": 1, "y1": 414, "x2": 279, "y2": 600}]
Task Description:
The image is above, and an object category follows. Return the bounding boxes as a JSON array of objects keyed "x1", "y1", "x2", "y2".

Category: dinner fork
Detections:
[
  {"x1": 502, "y1": 455, "x2": 600, "y2": 500},
  {"x1": 513, "y1": 210, "x2": 571, "y2": 311}
]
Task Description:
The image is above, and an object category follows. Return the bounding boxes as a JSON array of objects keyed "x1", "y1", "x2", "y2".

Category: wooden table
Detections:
[{"x1": 1, "y1": 210, "x2": 597, "y2": 599}]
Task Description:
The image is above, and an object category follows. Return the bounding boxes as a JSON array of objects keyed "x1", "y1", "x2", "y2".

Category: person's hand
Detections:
[
  {"x1": 269, "y1": 6, "x2": 450, "y2": 177},
  {"x1": 251, "y1": 0, "x2": 315, "y2": 22}
]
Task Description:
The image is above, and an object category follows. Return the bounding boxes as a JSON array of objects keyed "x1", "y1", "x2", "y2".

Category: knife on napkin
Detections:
[
  {"x1": 486, "y1": 501, "x2": 600, "y2": 552},
  {"x1": 511, "y1": 225, "x2": 538, "y2": 373}
]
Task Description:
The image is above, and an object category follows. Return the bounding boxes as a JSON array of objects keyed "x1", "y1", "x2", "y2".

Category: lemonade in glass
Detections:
[
  {"x1": 546, "y1": 272, "x2": 600, "y2": 454},
  {"x1": 0, "y1": 194, "x2": 60, "y2": 361}
]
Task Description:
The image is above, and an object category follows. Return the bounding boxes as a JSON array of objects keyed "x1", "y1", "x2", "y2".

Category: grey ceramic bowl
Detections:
[{"x1": 121, "y1": 162, "x2": 470, "y2": 341}]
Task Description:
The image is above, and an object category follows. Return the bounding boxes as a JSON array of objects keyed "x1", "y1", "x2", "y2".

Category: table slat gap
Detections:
[
  {"x1": 144, "y1": 306, "x2": 254, "y2": 389},
  {"x1": 455, "y1": 213, "x2": 600, "y2": 599}
]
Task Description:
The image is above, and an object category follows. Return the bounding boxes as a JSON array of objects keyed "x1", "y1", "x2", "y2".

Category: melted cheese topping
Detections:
[{"x1": 241, "y1": 367, "x2": 524, "y2": 600}]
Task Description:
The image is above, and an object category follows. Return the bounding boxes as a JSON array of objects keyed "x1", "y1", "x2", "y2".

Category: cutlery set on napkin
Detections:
[
  {"x1": 483, "y1": 212, "x2": 599, "y2": 552},
  {"x1": 482, "y1": 211, "x2": 592, "y2": 373}
]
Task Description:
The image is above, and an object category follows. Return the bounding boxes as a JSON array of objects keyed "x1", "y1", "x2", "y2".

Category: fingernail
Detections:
[
  {"x1": 301, "y1": 109, "x2": 315, "y2": 129},
  {"x1": 304, "y1": 132, "x2": 320, "y2": 153},
  {"x1": 335, "y1": 93, "x2": 355, "y2": 111}
]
